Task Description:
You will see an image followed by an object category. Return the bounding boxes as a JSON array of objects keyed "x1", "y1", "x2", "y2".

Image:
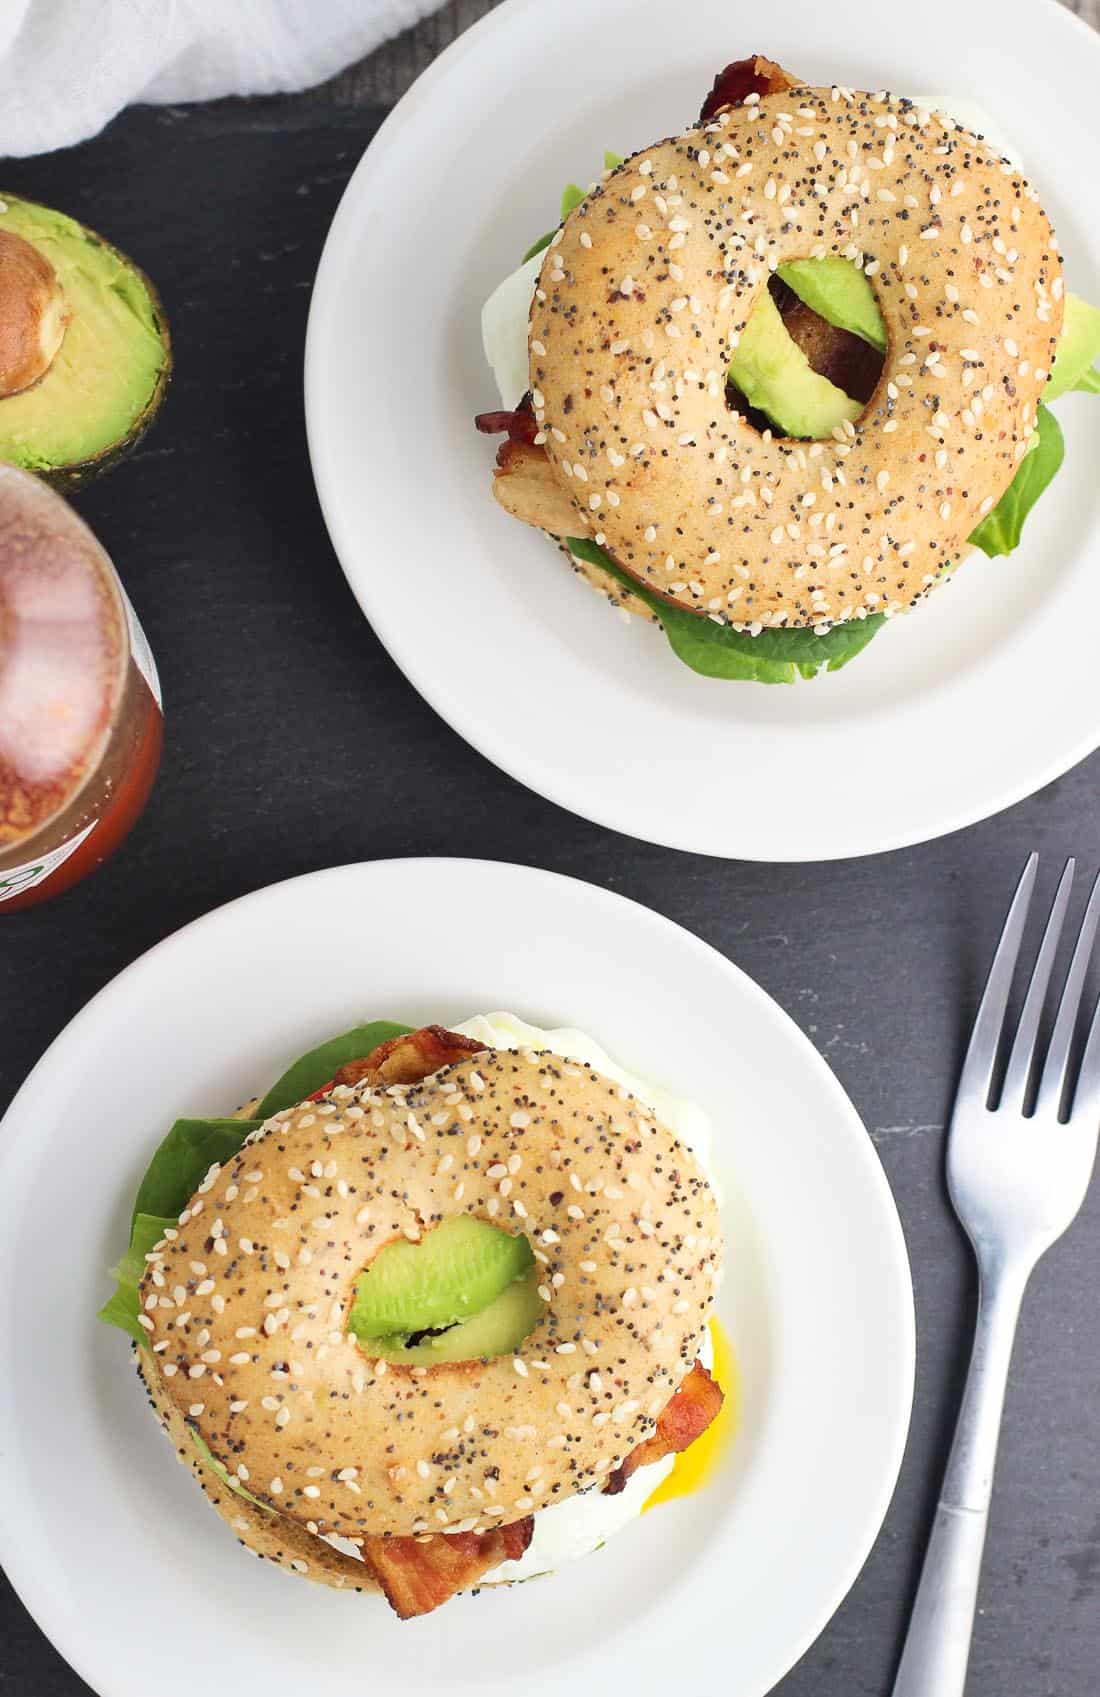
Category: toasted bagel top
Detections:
[
  {"x1": 529, "y1": 87, "x2": 1062, "y2": 628},
  {"x1": 142, "y1": 1046, "x2": 722, "y2": 1542}
]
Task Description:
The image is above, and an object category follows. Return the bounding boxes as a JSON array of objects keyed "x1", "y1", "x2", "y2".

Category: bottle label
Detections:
[
  {"x1": 117, "y1": 583, "x2": 162, "y2": 708},
  {"x1": 0, "y1": 821, "x2": 97, "y2": 904}
]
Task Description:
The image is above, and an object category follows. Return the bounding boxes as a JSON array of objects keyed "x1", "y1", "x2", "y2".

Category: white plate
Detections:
[
  {"x1": 0, "y1": 858, "x2": 911, "y2": 1697},
  {"x1": 305, "y1": 0, "x2": 1100, "y2": 861}
]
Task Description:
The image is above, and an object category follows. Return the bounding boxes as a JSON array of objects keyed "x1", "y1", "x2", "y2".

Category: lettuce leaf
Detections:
[
  {"x1": 97, "y1": 1211, "x2": 176, "y2": 1345},
  {"x1": 521, "y1": 156, "x2": 622, "y2": 262},
  {"x1": 131, "y1": 1118, "x2": 261, "y2": 1229},
  {"x1": 254, "y1": 1020, "x2": 411, "y2": 1118},
  {"x1": 568, "y1": 536, "x2": 885, "y2": 683},
  {"x1": 521, "y1": 229, "x2": 554, "y2": 264},
  {"x1": 100, "y1": 1021, "x2": 414, "y2": 1346},
  {"x1": 522, "y1": 183, "x2": 587, "y2": 261},
  {"x1": 968, "y1": 404, "x2": 1065, "y2": 558},
  {"x1": 189, "y1": 1428, "x2": 275, "y2": 1514}
]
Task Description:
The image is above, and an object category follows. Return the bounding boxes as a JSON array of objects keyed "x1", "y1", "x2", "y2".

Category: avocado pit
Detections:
[{"x1": 0, "y1": 229, "x2": 68, "y2": 398}]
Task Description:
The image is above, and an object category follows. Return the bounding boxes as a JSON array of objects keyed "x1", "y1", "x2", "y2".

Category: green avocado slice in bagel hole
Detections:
[{"x1": 348, "y1": 1216, "x2": 542, "y2": 1363}]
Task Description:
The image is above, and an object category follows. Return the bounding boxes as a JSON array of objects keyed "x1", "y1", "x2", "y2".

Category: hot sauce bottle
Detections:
[{"x1": 0, "y1": 465, "x2": 162, "y2": 911}]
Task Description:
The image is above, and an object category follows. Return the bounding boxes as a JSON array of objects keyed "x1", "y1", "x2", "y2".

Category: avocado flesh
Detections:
[
  {"x1": 729, "y1": 288, "x2": 862, "y2": 438},
  {"x1": 778, "y1": 256, "x2": 887, "y2": 353},
  {"x1": 371, "y1": 1267, "x2": 544, "y2": 1364},
  {"x1": 347, "y1": 1215, "x2": 535, "y2": 1340},
  {"x1": 1045, "y1": 292, "x2": 1100, "y2": 400},
  {"x1": 0, "y1": 195, "x2": 170, "y2": 488}
]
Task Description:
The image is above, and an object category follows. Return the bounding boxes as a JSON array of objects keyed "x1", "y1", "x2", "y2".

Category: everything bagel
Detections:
[
  {"x1": 528, "y1": 88, "x2": 1061, "y2": 629},
  {"x1": 142, "y1": 1043, "x2": 723, "y2": 1551}
]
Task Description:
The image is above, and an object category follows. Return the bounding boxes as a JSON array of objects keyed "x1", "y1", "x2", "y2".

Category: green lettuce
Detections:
[
  {"x1": 254, "y1": 1020, "x2": 411, "y2": 1118},
  {"x1": 522, "y1": 182, "x2": 586, "y2": 262},
  {"x1": 131, "y1": 1117, "x2": 262, "y2": 1228},
  {"x1": 521, "y1": 230, "x2": 554, "y2": 264},
  {"x1": 99, "y1": 1020, "x2": 413, "y2": 1344},
  {"x1": 97, "y1": 1211, "x2": 176, "y2": 1346},
  {"x1": 969, "y1": 404, "x2": 1065, "y2": 558},
  {"x1": 189, "y1": 1428, "x2": 275, "y2": 1514},
  {"x1": 568, "y1": 536, "x2": 885, "y2": 683},
  {"x1": 521, "y1": 154, "x2": 625, "y2": 263}
]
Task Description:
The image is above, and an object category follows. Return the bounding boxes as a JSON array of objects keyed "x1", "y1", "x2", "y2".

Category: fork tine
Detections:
[
  {"x1": 1000, "y1": 859, "x2": 1075, "y2": 1111},
  {"x1": 1036, "y1": 866, "x2": 1100, "y2": 1122},
  {"x1": 955, "y1": 852, "x2": 1039, "y2": 1108},
  {"x1": 1066, "y1": 985, "x2": 1100, "y2": 1130}
]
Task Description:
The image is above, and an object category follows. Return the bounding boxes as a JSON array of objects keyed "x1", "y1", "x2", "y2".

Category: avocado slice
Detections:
[
  {"x1": 729, "y1": 288, "x2": 862, "y2": 438},
  {"x1": 1046, "y1": 292, "x2": 1100, "y2": 401},
  {"x1": 371, "y1": 1267, "x2": 544, "y2": 1365},
  {"x1": 778, "y1": 256, "x2": 887, "y2": 353},
  {"x1": 347, "y1": 1216, "x2": 535, "y2": 1340},
  {"x1": 0, "y1": 194, "x2": 170, "y2": 491}
]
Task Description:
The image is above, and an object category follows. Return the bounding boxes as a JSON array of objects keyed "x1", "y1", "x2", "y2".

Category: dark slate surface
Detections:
[{"x1": 1, "y1": 11, "x2": 1098, "y2": 1696}]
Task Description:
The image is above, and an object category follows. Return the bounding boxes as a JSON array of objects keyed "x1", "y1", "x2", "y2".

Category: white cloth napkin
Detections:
[{"x1": 0, "y1": 0, "x2": 443, "y2": 157}]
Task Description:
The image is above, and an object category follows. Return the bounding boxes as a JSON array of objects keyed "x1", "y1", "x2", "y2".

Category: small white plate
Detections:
[
  {"x1": 305, "y1": 0, "x2": 1100, "y2": 861},
  {"x1": 0, "y1": 858, "x2": 911, "y2": 1697}
]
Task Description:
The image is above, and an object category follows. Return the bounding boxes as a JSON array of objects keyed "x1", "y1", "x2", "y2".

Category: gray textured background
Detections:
[{"x1": 1, "y1": 2, "x2": 1098, "y2": 1693}]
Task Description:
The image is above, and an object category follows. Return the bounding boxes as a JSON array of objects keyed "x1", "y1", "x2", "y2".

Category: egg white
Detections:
[
  {"x1": 451, "y1": 1011, "x2": 717, "y2": 1582},
  {"x1": 481, "y1": 99, "x2": 1023, "y2": 410}
]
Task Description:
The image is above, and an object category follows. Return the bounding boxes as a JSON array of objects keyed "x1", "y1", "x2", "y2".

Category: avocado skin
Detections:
[{"x1": 0, "y1": 193, "x2": 172, "y2": 492}]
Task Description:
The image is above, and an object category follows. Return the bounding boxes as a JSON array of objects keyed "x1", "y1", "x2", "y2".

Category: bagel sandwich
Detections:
[
  {"x1": 100, "y1": 1014, "x2": 726, "y2": 1619},
  {"x1": 476, "y1": 54, "x2": 1100, "y2": 685}
]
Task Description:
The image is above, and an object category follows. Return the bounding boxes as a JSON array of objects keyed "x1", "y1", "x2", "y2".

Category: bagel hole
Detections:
[
  {"x1": 727, "y1": 272, "x2": 885, "y2": 439},
  {"x1": 346, "y1": 1217, "x2": 543, "y2": 1367}
]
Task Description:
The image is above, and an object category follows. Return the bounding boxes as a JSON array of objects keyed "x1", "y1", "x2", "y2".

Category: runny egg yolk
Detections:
[{"x1": 643, "y1": 1318, "x2": 737, "y2": 1512}]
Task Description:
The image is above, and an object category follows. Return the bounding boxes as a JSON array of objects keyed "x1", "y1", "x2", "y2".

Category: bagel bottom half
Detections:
[{"x1": 137, "y1": 1346, "x2": 375, "y2": 1593}]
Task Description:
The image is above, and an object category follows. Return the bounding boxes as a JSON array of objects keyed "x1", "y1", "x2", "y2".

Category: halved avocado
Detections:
[{"x1": 0, "y1": 193, "x2": 171, "y2": 491}]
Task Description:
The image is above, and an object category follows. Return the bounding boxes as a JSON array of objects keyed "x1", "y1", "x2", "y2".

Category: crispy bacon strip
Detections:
[
  {"x1": 490, "y1": 438, "x2": 579, "y2": 535},
  {"x1": 475, "y1": 392, "x2": 539, "y2": 446},
  {"x1": 699, "y1": 54, "x2": 801, "y2": 123},
  {"x1": 363, "y1": 1518, "x2": 534, "y2": 1619},
  {"x1": 476, "y1": 390, "x2": 581, "y2": 533},
  {"x1": 603, "y1": 1361, "x2": 723, "y2": 1496},
  {"x1": 322, "y1": 1024, "x2": 486, "y2": 1093}
]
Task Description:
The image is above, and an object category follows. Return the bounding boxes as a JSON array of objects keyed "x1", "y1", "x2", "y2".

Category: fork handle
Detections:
[{"x1": 890, "y1": 1256, "x2": 1029, "y2": 1697}]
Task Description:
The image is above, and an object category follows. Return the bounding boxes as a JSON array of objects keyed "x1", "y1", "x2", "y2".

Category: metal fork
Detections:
[{"x1": 891, "y1": 853, "x2": 1100, "y2": 1697}]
